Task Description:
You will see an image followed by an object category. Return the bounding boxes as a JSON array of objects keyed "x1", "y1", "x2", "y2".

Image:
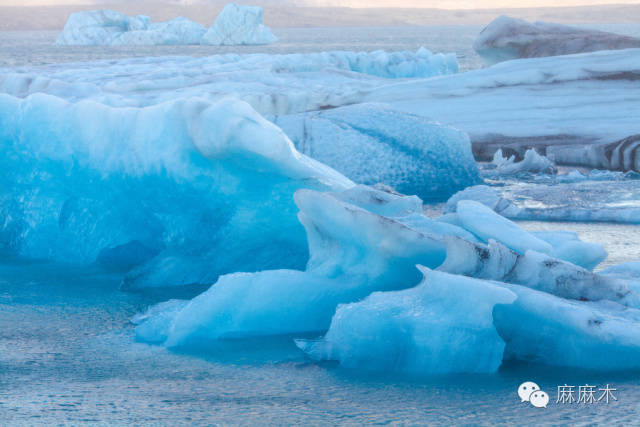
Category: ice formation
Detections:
[
  {"x1": 300, "y1": 268, "x2": 640, "y2": 372},
  {"x1": 0, "y1": 49, "x2": 458, "y2": 114},
  {"x1": 296, "y1": 267, "x2": 516, "y2": 374},
  {"x1": 454, "y1": 200, "x2": 552, "y2": 255},
  {"x1": 133, "y1": 180, "x2": 640, "y2": 372},
  {"x1": 0, "y1": 93, "x2": 352, "y2": 288},
  {"x1": 274, "y1": 103, "x2": 479, "y2": 200},
  {"x1": 54, "y1": 10, "x2": 206, "y2": 46},
  {"x1": 363, "y1": 48, "x2": 640, "y2": 172},
  {"x1": 134, "y1": 185, "x2": 478, "y2": 345},
  {"x1": 444, "y1": 195, "x2": 608, "y2": 270},
  {"x1": 489, "y1": 148, "x2": 556, "y2": 175},
  {"x1": 201, "y1": 3, "x2": 277, "y2": 46},
  {"x1": 446, "y1": 181, "x2": 640, "y2": 224},
  {"x1": 474, "y1": 15, "x2": 640, "y2": 65}
]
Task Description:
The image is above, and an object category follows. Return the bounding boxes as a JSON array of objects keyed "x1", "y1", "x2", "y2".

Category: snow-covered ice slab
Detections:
[
  {"x1": 364, "y1": 49, "x2": 640, "y2": 171},
  {"x1": 201, "y1": 3, "x2": 277, "y2": 46},
  {"x1": 0, "y1": 93, "x2": 352, "y2": 288},
  {"x1": 55, "y1": 10, "x2": 206, "y2": 46},
  {"x1": 274, "y1": 103, "x2": 479, "y2": 200},
  {"x1": 0, "y1": 49, "x2": 458, "y2": 115},
  {"x1": 474, "y1": 15, "x2": 640, "y2": 65}
]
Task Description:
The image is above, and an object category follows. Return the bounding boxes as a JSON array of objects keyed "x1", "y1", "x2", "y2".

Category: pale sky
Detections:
[{"x1": 4, "y1": 0, "x2": 640, "y2": 7}]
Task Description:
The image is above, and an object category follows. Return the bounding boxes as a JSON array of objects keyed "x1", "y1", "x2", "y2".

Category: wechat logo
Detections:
[{"x1": 518, "y1": 381, "x2": 549, "y2": 408}]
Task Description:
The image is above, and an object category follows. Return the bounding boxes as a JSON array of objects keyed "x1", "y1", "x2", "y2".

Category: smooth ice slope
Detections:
[
  {"x1": 474, "y1": 15, "x2": 640, "y2": 65},
  {"x1": 0, "y1": 93, "x2": 352, "y2": 288},
  {"x1": 201, "y1": 4, "x2": 277, "y2": 46},
  {"x1": 55, "y1": 10, "x2": 206, "y2": 46},
  {"x1": 297, "y1": 267, "x2": 516, "y2": 374},
  {"x1": 274, "y1": 103, "x2": 479, "y2": 200}
]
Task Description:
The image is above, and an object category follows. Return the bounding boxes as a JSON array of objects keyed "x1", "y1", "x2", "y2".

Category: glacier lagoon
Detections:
[{"x1": 2, "y1": 24, "x2": 640, "y2": 424}]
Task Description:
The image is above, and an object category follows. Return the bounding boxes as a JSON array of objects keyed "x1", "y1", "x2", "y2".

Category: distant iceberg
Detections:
[
  {"x1": 55, "y1": 10, "x2": 206, "y2": 46},
  {"x1": 474, "y1": 15, "x2": 640, "y2": 65},
  {"x1": 201, "y1": 3, "x2": 277, "y2": 46}
]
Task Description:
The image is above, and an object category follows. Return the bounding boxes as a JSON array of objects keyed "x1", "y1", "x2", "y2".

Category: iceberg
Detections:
[
  {"x1": 54, "y1": 10, "x2": 206, "y2": 46},
  {"x1": 0, "y1": 49, "x2": 458, "y2": 115},
  {"x1": 134, "y1": 185, "x2": 471, "y2": 345},
  {"x1": 474, "y1": 15, "x2": 640, "y2": 65},
  {"x1": 201, "y1": 3, "x2": 277, "y2": 46},
  {"x1": 296, "y1": 267, "x2": 516, "y2": 375},
  {"x1": 0, "y1": 93, "x2": 352, "y2": 288},
  {"x1": 274, "y1": 103, "x2": 479, "y2": 200},
  {"x1": 364, "y1": 49, "x2": 640, "y2": 172},
  {"x1": 299, "y1": 268, "x2": 640, "y2": 372}
]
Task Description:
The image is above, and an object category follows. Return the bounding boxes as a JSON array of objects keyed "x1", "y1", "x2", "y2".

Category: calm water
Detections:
[
  {"x1": 2, "y1": 25, "x2": 640, "y2": 425},
  {"x1": 1, "y1": 255, "x2": 640, "y2": 425}
]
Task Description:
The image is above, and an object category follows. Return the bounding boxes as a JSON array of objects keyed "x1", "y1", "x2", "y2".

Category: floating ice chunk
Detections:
[
  {"x1": 55, "y1": 10, "x2": 205, "y2": 45},
  {"x1": 201, "y1": 3, "x2": 277, "y2": 46},
  {"x1": 439, "y1": 237, "x2": 637, "y2": 307},
  {"x1": 146, "y1": 270, "x2": 352, "y2": 346},
  {"x1": 132, "y1": 299, "x2": 190, "y2": 344},
  {"x1": 531, "y1": 230, "x2": 607, "y2": 271},
  {"x1": 494, "y1": 284, "x2": 640, "y2": 370},
  {"x1": 489, "y1": 148, "x2": 556, "y2": 175},
  {"x1": 443, "y1": 185, "x2": 517, "y2": 216},
  {"x1": 0, "y1": 93, "x2": 351, "y2": 287},
  {"x1": 474, "y1": 15, "x2": 640, "y2": 65},
  {"x1": 297, "y1": 267, "x2": 516, "y2": 374},
  {"x1": 445, "y1": 181, "x2": 640, "y2": 224},
  {"x1": 275, "y1": 103, "x2": 479, "y2": 200},
  {"x1": 455, "y1": 200, "x2": 552, "y2": 255}
]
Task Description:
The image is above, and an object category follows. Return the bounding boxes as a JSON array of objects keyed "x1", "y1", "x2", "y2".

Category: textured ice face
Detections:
[
  {"x1": 474, "y1": 15, "x2": 640, "y2": 65},
  {"x1": 275, "y1": 103, "x2": 479, "y2": 201},
  {"x1": 0, "y1": 93, "x2": 352, "y2": 288},
  {"x1": 0, "y1": 49, "x2": 458, "y2": 115},
  {"x1": 201, "y1": 3, "x2": 277, "y2": 46},
  {"x1": 296, "y1": 267, "x2": 516, "y2": 375},
  {"x1": 55, "y1": 10, "x2": 206, "y2": 46}
]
